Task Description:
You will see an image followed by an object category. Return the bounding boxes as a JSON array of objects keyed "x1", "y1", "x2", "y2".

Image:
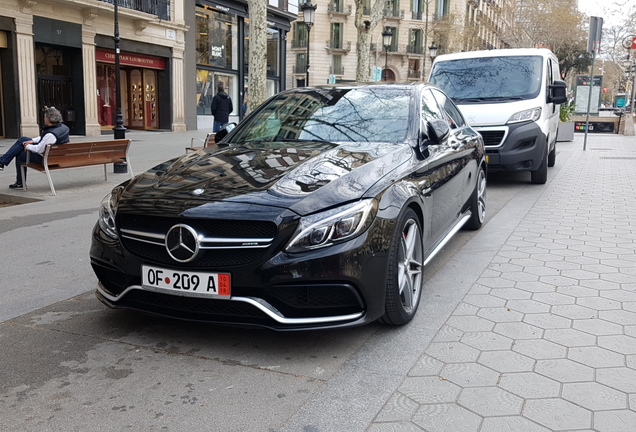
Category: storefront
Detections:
[
  {"x1": 96, "y1": 49, "x2": 165, "y2": 131},
  {"x1": 194, "y1": 1, "x2": 292, "y2": 129}
]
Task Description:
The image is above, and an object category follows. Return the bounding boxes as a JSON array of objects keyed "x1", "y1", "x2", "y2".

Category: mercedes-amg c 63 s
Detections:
[{"x1": 90, "y1": 83, "x2": 486, "y2": 330}]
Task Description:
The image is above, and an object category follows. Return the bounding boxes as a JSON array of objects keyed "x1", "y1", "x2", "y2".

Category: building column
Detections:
[
  {"x1": 14, "y1": 15, "x2": 39, "y2": 137},
  {"x1": 171, "y1": 45, "x2": 187, "y2": 132},
  {"x1": 82, "y1": 26, "x2": 102, "y2": 136}
]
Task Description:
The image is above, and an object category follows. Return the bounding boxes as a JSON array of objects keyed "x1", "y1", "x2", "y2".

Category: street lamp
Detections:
[
  {"x1": 382, "y1": 29, "x2": 393, "y2": 81},
  {"x1": 428, "y1": 41, "x2": 438, "y2": 61},
  {"x1": 113, "y1": 0, "x2": 127, "y2": 173},
  {"x1": 301, "y1": 1, "x2": 316, "y2": 86}
]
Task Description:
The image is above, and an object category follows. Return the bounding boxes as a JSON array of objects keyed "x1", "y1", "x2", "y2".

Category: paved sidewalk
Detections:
[{"x1": 368, "y1": 134, "x2": 636, "y2": 431}]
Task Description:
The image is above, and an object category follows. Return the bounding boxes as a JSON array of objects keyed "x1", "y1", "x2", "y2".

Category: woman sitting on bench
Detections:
[{"x1": 0, "y1": 107, "x2": 70, "y2": 189}]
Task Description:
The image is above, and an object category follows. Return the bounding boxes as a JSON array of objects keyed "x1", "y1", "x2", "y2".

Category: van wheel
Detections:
[
  {"x1": 530, "y1": 148, "x2": 548, "y2": 184},
  {"x1": 548, "y1": 142, "x2": 556, "y2": 167}
]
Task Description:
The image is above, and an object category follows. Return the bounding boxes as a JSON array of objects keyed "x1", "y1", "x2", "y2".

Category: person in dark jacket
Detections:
[
  {"x1": 211, "y1": 83, "x2": 233, "y2": 132},
  {"x1": 0, "y1": 107, "x2": 70, "y2": 189}
]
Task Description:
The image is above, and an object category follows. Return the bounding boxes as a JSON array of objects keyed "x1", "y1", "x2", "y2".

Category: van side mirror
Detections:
[
  {"x1": 549, "y1": 80, "x2": 567, "y2": 105},
  {"x1": 420, "y1": 119, "x2": 450, "y2": 151}
]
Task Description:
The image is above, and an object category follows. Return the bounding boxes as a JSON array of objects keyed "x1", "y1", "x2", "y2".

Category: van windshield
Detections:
[{"x1": 429, "y1": 55, "x2": 543, "y2": 103}]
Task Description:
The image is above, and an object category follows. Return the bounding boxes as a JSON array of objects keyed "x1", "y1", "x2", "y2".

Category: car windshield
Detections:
[
  {"x1": 429, "y1": 55, "x2": 543, "y2": 102},
  {"x1": 231, "y1": 87, "x2": 412, "y2": 143}
]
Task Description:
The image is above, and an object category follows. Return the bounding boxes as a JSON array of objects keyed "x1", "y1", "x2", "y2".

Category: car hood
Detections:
[
  {"x1": 457, "y1": 100, "x2": 536, "y2": 126},
  {"x1": 117, "y1": 140, "x2": 412, "y2": 216}
]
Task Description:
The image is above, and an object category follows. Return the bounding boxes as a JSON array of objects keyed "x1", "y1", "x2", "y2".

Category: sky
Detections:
[{"x1": 577, "y1": 0, "x2": 626, "y2": 27}]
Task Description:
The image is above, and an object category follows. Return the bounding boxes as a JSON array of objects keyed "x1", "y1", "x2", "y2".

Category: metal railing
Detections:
[{"x1": 98, "y1": 0, "x2": 171, "y2": 21}]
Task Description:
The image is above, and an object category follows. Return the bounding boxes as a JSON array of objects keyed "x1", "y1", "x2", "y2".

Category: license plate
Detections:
[{"x1": 142, "y1": 265, "x2": 231, "y2": 298}]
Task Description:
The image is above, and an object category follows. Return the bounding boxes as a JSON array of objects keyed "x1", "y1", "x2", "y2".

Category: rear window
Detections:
[{"x1": 429, "y1": 55, "x2": 543, "y2": 103}]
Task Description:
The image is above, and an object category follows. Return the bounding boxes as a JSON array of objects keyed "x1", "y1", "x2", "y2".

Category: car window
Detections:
[
  {"x1": 429, "y1": 55, "x2": 543, "y2": 102},
  {"x1": 231, "y1": 88, "x2": 412, "y2": 143},
  {"x1": 421, "y1": 89, "x2": 445, "y2": 122},
  {"x1": 431, "y1": 89, "x2": 465, "y2": 128}
]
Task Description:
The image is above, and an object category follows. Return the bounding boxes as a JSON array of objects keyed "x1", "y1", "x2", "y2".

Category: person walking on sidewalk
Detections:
[
  {"x1": 0, "y1": 107, "x2": 70, "y2": 189},
  {"x1": 211, "y1": 83, "x2": 233, "y2": 133}
]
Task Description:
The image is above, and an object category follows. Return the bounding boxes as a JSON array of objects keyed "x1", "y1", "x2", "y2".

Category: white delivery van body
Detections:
[{"x1": 428, "y1": 48, "x2": 567, "y2": 184}]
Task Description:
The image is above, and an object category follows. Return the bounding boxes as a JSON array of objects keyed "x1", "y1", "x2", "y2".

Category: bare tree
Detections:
[
  {"x1": 246, "y1": 0, "x2": 268, "y2": 111},
  {"x1": 352, "y1": 0, "x2": 385, "y2": 82}
]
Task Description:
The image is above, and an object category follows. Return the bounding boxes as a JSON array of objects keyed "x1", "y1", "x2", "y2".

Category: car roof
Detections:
[
  {"x1": 433, "y1": 48, "x2": 556, "y2": 62},
  {"x1": 281, "y1": 82, "x2": 433, "y2": 93}
]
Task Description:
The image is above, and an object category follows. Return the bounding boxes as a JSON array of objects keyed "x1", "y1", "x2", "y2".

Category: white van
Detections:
[{"x1": 428, "y1": 48, "x2": 567, "y2": 184}]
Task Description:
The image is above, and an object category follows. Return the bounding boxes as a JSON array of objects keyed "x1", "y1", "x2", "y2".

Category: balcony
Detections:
[
  {"x1": 330, "y1": 65, "x2": 345, "y2": 75},
  {"x1": 383, "y1": 8, "x2": 404, "y2": 21},
  {"x1": 328, "y1": 3, "x2": 352, "y2": 18},
  {"x1": 291, "y1": 40, "x2": 308, "y2": 49},
  {"x1": 98, "y1": 0, "x2": 170, "y2": 20},
  {"x1": 326, "y1": 40, "x2": 352, "y2": 53},
  {"x1": 406, "y1": 45, "x2": 425, "y2": 55},
  {"x1": 294, "y1": 64, "x2": 307, "y2": 74}
]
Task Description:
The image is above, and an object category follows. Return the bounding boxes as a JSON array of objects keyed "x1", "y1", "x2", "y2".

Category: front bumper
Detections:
[
  {"x1": 90, "y1": 216, "x2": 394, "y2": 330},
  {"x1": 476, "y1": 121, "x2": 547, "y2": 172}
]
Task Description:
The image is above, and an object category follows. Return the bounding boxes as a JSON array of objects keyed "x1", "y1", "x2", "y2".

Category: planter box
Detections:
[{"x1": 557, "y1": 121, "x2": 574, "y2": 142}]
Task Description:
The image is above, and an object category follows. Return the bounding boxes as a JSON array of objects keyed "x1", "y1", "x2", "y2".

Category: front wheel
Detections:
[
  {"x1": 530, "y1": 146, "x2": 548, "y2": 184},
  {"x1": 464, "y1": 166, "x2": 487, "y2": 230},
  {"x1": 380, "y1": 208, "x2": 424, "y2": 325}
]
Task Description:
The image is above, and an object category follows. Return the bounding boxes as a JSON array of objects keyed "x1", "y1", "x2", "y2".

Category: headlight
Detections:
[
  {"x1": 98, "y1": 187, "x2": 123, "y2": 239},
  {"x1": 285, "y1": 199, "x2": 377, "y2": 253},
  {"x1": 507, "y1": 107, "x2": 541, "y2": 124}
]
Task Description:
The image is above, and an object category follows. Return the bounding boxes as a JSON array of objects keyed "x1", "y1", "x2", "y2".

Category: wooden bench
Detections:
[
  {"x1": 21, "y1": 139, "x2": 133, "y2": 196},
  {"x1": 185, "y1": 132, "x2": 215, "y2": 153}
]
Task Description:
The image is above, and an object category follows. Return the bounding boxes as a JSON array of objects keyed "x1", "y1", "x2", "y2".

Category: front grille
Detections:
[
  {"x1": 268, "y1": 284, "x2": 363, "y2": 310},
  {"x1": 117, "y1": 214, "x2": 278, "y2": 267},
  {"x1": 124, "y1": 240, "x2": 267, "y2": 267},
  {"x1": 119, "y1": 214, "x2": 277, "y2": 238},
  {"x1": 478, "y1": 130, "x2": 505, "y2": 146}
]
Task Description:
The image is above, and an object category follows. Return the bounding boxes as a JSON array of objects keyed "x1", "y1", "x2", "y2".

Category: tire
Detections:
[
  {"x1": 548, "y1": 142, "x2": 556, "y2": 167},
  {"x1": 380, "y1": 208, "x2": 424, "y2": 325},
  {"x1": 464, "y1": 166, "x2": 487, "y2": 230},
  {"x1": 530, "y1": 146, "x2": 548, "y2": 184}
]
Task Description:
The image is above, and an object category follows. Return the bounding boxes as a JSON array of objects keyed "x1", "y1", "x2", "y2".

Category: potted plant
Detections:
[{"x1": 557, "y1": 100, "x2": 575, "y2": 141}]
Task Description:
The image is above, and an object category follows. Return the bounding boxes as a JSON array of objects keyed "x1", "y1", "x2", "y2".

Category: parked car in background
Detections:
[
  {"x1": 90, "y1": 83, "x2": 486, "y2": 330},
  {"x1": 429, "y1": 48, "x2": 567, "y2": 184}
]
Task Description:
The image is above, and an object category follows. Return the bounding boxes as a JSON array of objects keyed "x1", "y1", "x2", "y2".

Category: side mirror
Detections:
[
  {"x1": 215, "y1": 122, "x2": 237, "y2": 143},
  {"x1": 419, "y1": 119, "x2": 450, "y2": 153},
  {"x1": 549, "y1": 80, "x2": 567, "y2": 105}
]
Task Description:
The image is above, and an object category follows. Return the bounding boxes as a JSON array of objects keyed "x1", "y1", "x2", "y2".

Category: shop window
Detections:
[
  {"x1": 196, "y1": 69, "x2": 238, "y2": 117},
  {"x1": 196, "y1": 6, "x2": 238, "y2": 70}
]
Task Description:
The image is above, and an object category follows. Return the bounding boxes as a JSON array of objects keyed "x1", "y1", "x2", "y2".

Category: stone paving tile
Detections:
[
  {"x1": 568, "y1": 346, "x2": 625, "y2": 368},
  {"x1": 411, "y1": 403, "x2": 482, "y2": 432},
  {"x1": 535, "y1": 358, "x2": 595, "y2": 382},
  {"x1": 479, "y1": 416, "x2": 550, "y2": 432},
  {"x1": 460, "y1": 331, "x2": 513, "y2": 351},
  {"x1": 562, "y1": 382, "x2": 628, "y2": 411},
  {"x1": 576, "y1": 296, "x2": 622, "y2": 310},
  {"x1": 489, "y1": 288, "x2": 532, "y2": 300},
  {"x1": 597, "y1": 335, "x2": 636, "y2": 355},
  {"x1": 498, "y1": 372, "x2": 561, "y2": 399},
  {"x1": 493, "y1": 322, "x2": 543, "y2": 340},
  {"x1": 593, "y1": 410, "x2": 636, "y2": 432},
  {"x1": 532, "y1": 292, "x2": 575, "y2": 305},
  {"x1": 551, "y1": 304, "x2": 599, "y2": 320},
  {"x1": 478, "y1": 350, "x2": 535, "y2": 373},
  {"x1": 524, "y1": 399, "x2": 592, "y2": 430},
  {"x1": 397, "y1": 376, "x2": 461, "y2": 404},
  {"x1": 457, "y1": 387, "x2": 523, "y2": 417},
  {"x1": 512, "y1": 339, "x2": 567, "y2": 360},
  {"x1": 572, "y1": 318, "x2": 624, "y2": 336},
  {"x1": 372, "y1": 393, "x2": 420, "y2": 423},
  {"x1": 522, "y1": 313, "x2": 572, "y2": 330},
  {"x1": 477, "y1": 307, "x2": 524, "y2": 323},
  {"x1": 440, "y1": 362, "x2": 499, "y2": 387},
  {"x1": 596, "y1": 367, "x2": 636, "y2": 393},
  {"x1": 506, "y1": 299, "x2": 551, "y2": 314},
  {"x1": 426, "y1": 342, "x2": 480, "y2": 363}
]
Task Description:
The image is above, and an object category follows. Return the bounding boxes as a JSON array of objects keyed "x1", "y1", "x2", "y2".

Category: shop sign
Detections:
[{"x1": 96, "y1": 49, "x2": 165, "y2": 70}]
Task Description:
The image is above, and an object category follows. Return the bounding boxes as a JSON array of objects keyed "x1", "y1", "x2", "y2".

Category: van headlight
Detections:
[
  {"x1": 285, "y1": 199, "x2": 377, "y2": 253},
  {"x1": 507, "y1": 107, "x2": 541, "y2": 124},
  {"x1": 98, "y1": 186, "x2": 124, "y2": 239}
]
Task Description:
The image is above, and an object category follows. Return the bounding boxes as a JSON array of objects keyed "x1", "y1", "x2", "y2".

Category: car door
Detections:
[
  {"x1": 431, "y1": 88, "x2": 482, "y2": 214},
  {"x1": 418, "y1": 89, "x2": 463, "y2": 250}
]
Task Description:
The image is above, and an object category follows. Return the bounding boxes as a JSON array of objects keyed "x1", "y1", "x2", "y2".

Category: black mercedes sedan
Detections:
[{"x1": 90, "y1": 83, "x2": 486, "y2": 330}]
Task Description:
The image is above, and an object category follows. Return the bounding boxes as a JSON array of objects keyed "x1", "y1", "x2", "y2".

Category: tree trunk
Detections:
[{"x1": 246, "y1": 0, "x2": 268, "y2": 111}]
